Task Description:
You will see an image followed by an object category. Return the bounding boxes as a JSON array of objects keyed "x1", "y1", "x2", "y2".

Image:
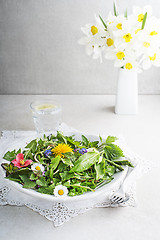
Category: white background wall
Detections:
[{"x1": 0, "y1": 0, "x2": 160, "y2": 94}]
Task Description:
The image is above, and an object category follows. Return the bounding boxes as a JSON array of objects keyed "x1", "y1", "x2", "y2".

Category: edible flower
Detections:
[
  {"x1": 31, "y1": 163, "x2": 44, "y2": 172},
  {"x1": 44, "y1": 149, "x2": 52, "y2": 157},
  {"x1": 74, "y1": 148, "x2": 88, "y2": 154},
  {"x1": 54, "y1": 185, "x2": 68, "y2": 197},
  {"x1": 51, "y1": 143, "x2": 73, "y2": 158},
  {"x1": 11, "y1": 153, "x2": 32, "y2": 168}
]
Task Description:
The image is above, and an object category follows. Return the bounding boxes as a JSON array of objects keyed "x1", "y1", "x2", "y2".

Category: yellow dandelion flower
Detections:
[{"x1": 51, "y1": 143, "x2": 73, "y2": 158}]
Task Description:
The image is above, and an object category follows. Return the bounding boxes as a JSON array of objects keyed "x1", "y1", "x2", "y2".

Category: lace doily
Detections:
[{"x1": 0, "y1": 123, "x2": 153, "y2": 227}]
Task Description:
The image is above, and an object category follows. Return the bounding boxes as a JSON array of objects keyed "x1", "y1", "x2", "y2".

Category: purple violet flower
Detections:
[
  {"x1": 44, "y1": 149, "x2": 52, "y2": 157},
  {"x1": 74, "y1": 148, "x2": 87, "y2": 154},
  {"x1": 79, "y1": 148, "x2": 87, "y2": 154}
]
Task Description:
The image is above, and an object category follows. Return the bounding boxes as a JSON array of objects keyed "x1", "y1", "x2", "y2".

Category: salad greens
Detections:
[{"x1": 1, "y1": 132, "x2": 133, "y2": 197}]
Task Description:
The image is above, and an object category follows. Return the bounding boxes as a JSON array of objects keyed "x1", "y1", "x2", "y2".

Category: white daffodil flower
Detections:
[
  {"x1": 132, "y1": 5, "x2": 152, "y2": 22},
  {"x1": 141, "y1": 50, "x2": 160, "y2": 70},
  {"x1": 78, "y1": 14, "x2": 106, "y2": 58},
  {"x1": 92, "y1": 45, "x2": 105, "y2": 62},
  {"x1": 54, "y1": 185, "x2": 68, "y2": 197},
  {"x1": 100, "y1": 30, "x2": 116, "y2": 53},
  {"x1": 105, "y1": 47, "x2": 126, "y2": 68},
  {"x1": 107, "y1": 12, "x2": 127, "y2": 32},
  {"x1": 31, "y1": 163, "x2": 44, "y2": 172},
  {"x1": 122, "y1": 50, "x2": 142, "y2": 73}
]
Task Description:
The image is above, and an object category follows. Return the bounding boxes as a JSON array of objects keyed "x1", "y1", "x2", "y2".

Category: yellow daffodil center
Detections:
[
  {"x1": 150, "y1": 31, "x2": 158, "y2": 36},
  {"x1": 125, "y1": 63, "x2": 133, "y2": 70},
  {"x1": 135, "y1": 28, "x2": 141, "y2": 34},
  {"x1": 116, "y1": 23, "x2": 122, "y2": 30},
  {"x1": 138, "y1": 14, "x2": 144, "y2": 22},
  {"x1": 91, "y1": 25, "x2": 98, "y2": 35},
  {"x1": 58, "y1": 189, "x2": 64, "y2": 195},
  {"x1": 143, "y1": 42, "x2": 150, "y2": 48},
  {"x1": 19, "y1": 159, "x2": 25, "y2": 165},
  {"x1": 116, "y1": 51, "x2": 125, "y2": 60},
  {"x1": 123, "y1": 33, "x2": 132, "y2": 42},
  {"x1": 107, "y1": 38, "x2": 114, "y2": 46},
  {"x1": 149, "y1": 53, "x2": 156, "y2": 61},
  {"x1": 52, "y1": 144, "x2": 73, "y2": 158},
  {"x1": 35, "y1": 166, "x2": 41, "y2": 171}
]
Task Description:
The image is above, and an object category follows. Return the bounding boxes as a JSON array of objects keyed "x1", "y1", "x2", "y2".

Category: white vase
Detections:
[{"x1": 115, "y1": 68, "x2": 138, "y2": 115}]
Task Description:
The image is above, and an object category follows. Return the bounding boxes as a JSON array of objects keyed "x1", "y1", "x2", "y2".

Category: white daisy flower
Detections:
[
  {"x1": 54, "y1": 185, "x2": 68, "y2": 197},
  {"x1": 31, "y1": 163, "x2": 44, "y2": 172}
]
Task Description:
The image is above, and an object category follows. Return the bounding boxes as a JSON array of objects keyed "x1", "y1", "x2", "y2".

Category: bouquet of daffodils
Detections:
[{"x1": 78, "y1": 3, "x2": 160, "y2": 73}]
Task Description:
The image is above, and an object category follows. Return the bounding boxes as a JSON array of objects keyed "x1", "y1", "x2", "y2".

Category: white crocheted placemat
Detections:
[{"x1": 0, "y1": 123, "x2": 153, "y2": 227}]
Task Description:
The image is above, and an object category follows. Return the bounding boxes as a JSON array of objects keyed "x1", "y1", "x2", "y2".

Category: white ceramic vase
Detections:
[{"x1": 115, "y1": 68, "x2": 138, "y2": 115}]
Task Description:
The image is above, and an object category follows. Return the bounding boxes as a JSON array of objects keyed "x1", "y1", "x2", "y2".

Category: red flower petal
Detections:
[
  {"x1": 11, "y1": 154, "x2": 32, "y2": 168},
  {"x1": 16, "y1": 153, "x2": 24, "y2": 161}
]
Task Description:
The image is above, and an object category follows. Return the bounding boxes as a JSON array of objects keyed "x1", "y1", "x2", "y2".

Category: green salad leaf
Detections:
[{"x1": 70, "y1": 152, "x2": 100, "y2": 173}]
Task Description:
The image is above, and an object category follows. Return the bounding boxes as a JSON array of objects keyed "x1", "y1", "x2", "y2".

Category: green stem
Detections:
[
  {"x1": 141, "y1": 12, "x2": 147, "y2": 29},
  {"x1": 114, "y1": 2, "x2": 118, "y2": 16},
  {"x1": 70, "y1": 184, "x2": 95, "y2": 192},
  {"x1": 105, "y1": 159, "x2": 124, "y2": 171}
]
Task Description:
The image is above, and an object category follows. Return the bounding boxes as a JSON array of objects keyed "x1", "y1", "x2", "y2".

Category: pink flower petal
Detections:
[
  {"x1": 11, "y1": 159, "x2": 21, "y2": 168},
  {"x1": 16, "y1": 153, "x2": 24, "y2": 161},
  {"x1": 11, "y1": 159, "x2": 16, "y2": 164},
  {"x1": 24, "y1": 160, "x2": 32, "y2": 167}
]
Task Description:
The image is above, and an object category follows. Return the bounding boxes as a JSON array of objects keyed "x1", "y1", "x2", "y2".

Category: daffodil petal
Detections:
[
  {"x1": 105, "y1": 51, "x2": 115, "y2": 60},
  {"x1": 143, "y1": 5, "x2": 152, "y2": 16},
  {"x1": 133, "y1": 6, "x2": 141, "y2": 15},
  {"x1": 86, "y1": 44, "x2": 93, "y2": 55}
]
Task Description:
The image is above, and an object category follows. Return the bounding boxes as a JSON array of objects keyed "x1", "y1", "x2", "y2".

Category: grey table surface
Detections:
[{"x1": 0, "y1": 94, "x2": 160, "y2": 240}]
